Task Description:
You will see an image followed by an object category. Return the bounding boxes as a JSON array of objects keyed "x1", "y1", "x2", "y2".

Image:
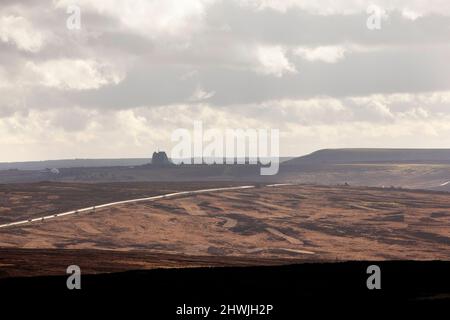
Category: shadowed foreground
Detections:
[{"x1": 1, "y1": 261, "x2": 449, "y2": 317}]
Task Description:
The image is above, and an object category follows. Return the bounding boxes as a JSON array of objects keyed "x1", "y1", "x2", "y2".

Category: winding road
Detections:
[{"x1": 0, "y1": 185, "x2": 256, "y2": 229}]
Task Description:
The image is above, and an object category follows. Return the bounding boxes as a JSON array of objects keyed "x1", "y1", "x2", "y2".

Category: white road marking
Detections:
[
  {"x1": 246, "y1": 248, "x2": 315, "y2": 255},
  {"x1": 266, "y1": 183, "x2": 293, "y2": 187},
  {"x1": 440, "y1": 181, "x2": 450, "y2": 186},
  {"x1": 0, "y1": 183, "x2": 296, "y2": 229},
  {"x1": 0, "y1": 185, "x2": 255, "y2": 229}
]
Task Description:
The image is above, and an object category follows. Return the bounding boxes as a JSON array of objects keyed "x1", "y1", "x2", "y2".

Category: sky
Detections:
[{"x1": 1, "y1": 0, "x2": 450, "y2": 161}]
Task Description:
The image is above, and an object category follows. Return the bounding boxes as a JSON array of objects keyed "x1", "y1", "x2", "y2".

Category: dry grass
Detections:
[{"x1": 0, "y1": 184, "x2": 449, "y2": 265}]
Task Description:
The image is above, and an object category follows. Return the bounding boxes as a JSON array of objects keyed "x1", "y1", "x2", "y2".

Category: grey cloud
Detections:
[
  {"x1": 3, "y1": 0, "x2": 450, "y2": 161},
  {"x1": 30, "y1": 1, "x2": 449, "y2": 109},
  {"x1": 205, "y1": 2, "x2": 450, "y2": 47},
  {"x1": 50, "y1": 108, "x2": 93, "y2": 131},
  {"x1": 69, "y1": 64, "x2": 199, "y2": 108},
  {"x1": 56, "y1": 44, "x2": 450, "y2": 109}
]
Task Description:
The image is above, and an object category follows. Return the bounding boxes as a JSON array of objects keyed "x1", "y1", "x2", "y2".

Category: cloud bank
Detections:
[{"x1": 1, "y1": 0, "x2": 450, "y2": 161}]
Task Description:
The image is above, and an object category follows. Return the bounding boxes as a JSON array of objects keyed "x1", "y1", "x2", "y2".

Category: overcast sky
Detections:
[{"x1": 1, "y1": 0, "x2": 450, "y2": 161}]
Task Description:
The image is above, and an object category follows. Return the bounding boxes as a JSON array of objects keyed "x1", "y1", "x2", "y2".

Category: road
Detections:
[{"x1": 0, "y1": 185, "x2": 255, "y2": 229}]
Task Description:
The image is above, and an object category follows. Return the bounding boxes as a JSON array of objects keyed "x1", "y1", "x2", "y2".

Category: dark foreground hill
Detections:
[{"x1": 1, "y1": 261, "x2": 448, "y2": 317}]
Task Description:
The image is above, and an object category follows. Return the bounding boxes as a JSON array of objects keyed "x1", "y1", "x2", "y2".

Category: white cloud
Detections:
[
  {"x1": 55, "y1": 0, "x2": 215, "y2": 38},
  {"x1": 294, "y1": 46, "x2": 347, "y2": 63},
  {"x1": 0, "y1": 15, "x2": 44, "y2": 52},
  {"x1": 25, "y1": 59, "x2": 124, "y2": 90},
  {"x1": 3, "y1": 93, "x2": 450, "y2": 161},
  {"x1": 3, "y1": 0, "x2": 450, "y2": 161},
  {"x1": 256, "y1": 45, "x2": 297, "y2": 77},
  {"x1": 402, "y1": 9, "x2": 422, "y2": 20},
  {"x1": 189, "y1": 86, "x2": 216, "y2": 101}
]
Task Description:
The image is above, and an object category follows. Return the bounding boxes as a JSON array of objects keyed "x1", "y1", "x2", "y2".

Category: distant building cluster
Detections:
[{"x1": 151, "y1": 151, "x2": 171, "y2": 166}]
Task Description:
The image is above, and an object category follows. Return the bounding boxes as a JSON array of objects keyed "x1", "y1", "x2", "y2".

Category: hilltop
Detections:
[{"x1": 284, "y1": 148, "x2": 450, "y2": 166}]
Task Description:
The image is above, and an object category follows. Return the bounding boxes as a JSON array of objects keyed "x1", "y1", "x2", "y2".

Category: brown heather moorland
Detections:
[{"x1": 0, "y1": 183, "x2": 449, "y2": 277}]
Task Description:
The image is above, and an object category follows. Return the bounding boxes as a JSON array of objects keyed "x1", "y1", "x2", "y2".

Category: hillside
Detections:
[
  {"x1": 277, "y1": 149, "x2": 450, "y2": 191},
  {"x1": 0, "y1": 184, "x2": 449, "y2": 277},
  {"x1": 284, "y1": 148, "x2": 450, "y2": 166},
  {"x1": 1, "y1": 150, "x2": 450, "y2": 191}
]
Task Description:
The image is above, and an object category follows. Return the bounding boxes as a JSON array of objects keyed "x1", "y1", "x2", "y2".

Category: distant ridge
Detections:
[
  {"x1": 284, "y1": 148, "x2": 450, "y2": 165},
  {"x1": 0, "y1": 158, "x2": 150, "y2": 171},
  {"x1": 0, "y1": 157, "x2": 294, "y2": 171}
]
